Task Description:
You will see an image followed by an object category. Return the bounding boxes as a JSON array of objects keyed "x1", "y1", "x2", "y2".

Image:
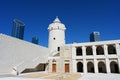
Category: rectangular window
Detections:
[{"x1": 58, "y1": 47, "x2": 60, "y2": 51}]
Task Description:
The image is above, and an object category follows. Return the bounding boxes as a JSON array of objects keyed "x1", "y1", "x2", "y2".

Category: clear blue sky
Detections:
[{"x1": 0, "y1": 0, "x2": 120, "y2": 47}]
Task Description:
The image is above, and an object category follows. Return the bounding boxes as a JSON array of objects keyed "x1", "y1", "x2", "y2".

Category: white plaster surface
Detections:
[
  {"x1": 48, "y1": 17, "x2": 66, "y2": 53},
  {"x1": 0, "y1": 73, "x2": 120, "y2": 80},
  {"x1": 80, "y1": 73, "x2": 120, "y2": 80},
  {"x1": 0, "y1": 77, "x2": 49, "y2": 80},
  {"x1": 0, "y1": 34, "x2": 49, "y2": 74}
]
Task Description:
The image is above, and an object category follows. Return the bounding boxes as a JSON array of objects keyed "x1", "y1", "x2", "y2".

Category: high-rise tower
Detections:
[
  {"x1": 90, "y1": 31, "x2": 100, "y2": 42},
  {"x1": 32, "y1": 36, "x2": 39, "y2": 44},
  {"x1": 48, "y1": 17, "x2": 66, "y2": 53},
  {"x1": 11, "y1": 19, "x2": 25, "y2": 39}
]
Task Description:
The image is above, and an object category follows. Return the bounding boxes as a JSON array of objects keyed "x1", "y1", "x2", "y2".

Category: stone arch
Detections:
[
  {"x1": 108, "y1": 45, "x2": 116, "y2": 54},
  {"x1": 87, "y1": 62, "x2": 94, "y2": 73},
  {"x1": 76, "y1": 47, "x2": 82, "y2": 56},
  {"x1": 98, "y1": 61, "x2": 106, "y2": 73},
  {"x1": 96, "y1": 46, "x2": 104, "y2": 55},
  {"x1": 77, "y1": 62, "x2": 83, "y2": 72},
  {"x1": 86, "y1": 47, "x2": 93, "y2": 55},
  {"x1": 110, "y1": 61, "x2": 119, "y2": 73}
]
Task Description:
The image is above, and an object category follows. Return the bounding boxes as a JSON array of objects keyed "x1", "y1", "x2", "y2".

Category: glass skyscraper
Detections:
[
  {"x1": 90, "y1": 32, "x2": 100, "y2": 42},
  {"x1": 32, "y1": 36, "x2": 39, "y2": 44},
  {"x1": 11, "y1": 19, "x2": 25, "y2": 40}
]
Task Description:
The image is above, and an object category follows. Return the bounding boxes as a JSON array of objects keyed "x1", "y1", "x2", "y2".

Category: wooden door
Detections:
[
  {"x1": 65, "y1": 64, "x2": 69, "y2": 72},
  {"x1": 52, "y1": 64, "x2": 56, "y2": 72}
]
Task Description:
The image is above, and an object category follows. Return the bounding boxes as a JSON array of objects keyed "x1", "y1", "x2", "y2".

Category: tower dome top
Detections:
[
  {"x1": 53, "y1": 16, "x2": 61, "y2": 23},
  {"x1": 48, "y1": 17, "x2": 66, "y2": 31}
]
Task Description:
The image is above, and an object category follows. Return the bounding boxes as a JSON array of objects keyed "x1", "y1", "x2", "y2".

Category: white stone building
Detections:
[
  {"x1": 0, "y1": 17, "x2": 120, "y2": 75},
  {"x1": 47, "y1": 17, "x2": 120, "y2": 74}
]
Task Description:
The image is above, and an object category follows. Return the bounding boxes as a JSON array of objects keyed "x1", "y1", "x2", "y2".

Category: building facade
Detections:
[
  {"x1": 71, "y1": 41, "x2": 120, "y2": 73},
  {"x1": 11, "y1": 19, "x2": 25, "y2": 39},
  {"x1": 48, "y1": 17, "x2": 120, "y2": 74},
  {"x1": 0, "y1": 17, "x2": 120, "y2": 75},
  {"x1": 90, "y1": 32, "x2": 100, "y2": 42},
  {"x1": 32, "y1": 36, "x2": 39, "y2": 44}
]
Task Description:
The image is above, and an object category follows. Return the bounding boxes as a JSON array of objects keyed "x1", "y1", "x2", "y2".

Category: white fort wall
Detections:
[
  {"x1": 70, "y1": 40, "x2": 120, "y2": 73},
  {"x1": 48, "y1": 40, "x2": 120, "y2": 73},
  {"x1": 0, "y1": 17, "x2": 120, "y2": 76},
  {"x1": 46, "y1": 17, "x2": 120, "y2": 74},
  {"x1": 0, "y1": 34, "x2": 49, "y2": 74}
]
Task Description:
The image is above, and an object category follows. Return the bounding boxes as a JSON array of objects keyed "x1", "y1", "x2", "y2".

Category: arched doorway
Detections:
[
  {"x1": 86, "y1": 47, "x2": 93, "y2": 55},
  {"x1": 96, "y1": 46, "x2": 104, "y2": 55},
  {"x1": 110, "y1": 61, "x2": 119, "y2": 73},
  {"x1": 87, "y1": 62, "x2": 94, "y2": 73},
  {"x1": 108, "y1": 45, "x2": 116, "y2": 54},
  {"x1": 98, "y1": 62, "x2": 106, "y2": 73},
  {"x1": 76, "y1": 47, "x2": 82, "y2": 56},
  {"x1": 77, "y1": 62, "x2": 83, "y2": 72}
]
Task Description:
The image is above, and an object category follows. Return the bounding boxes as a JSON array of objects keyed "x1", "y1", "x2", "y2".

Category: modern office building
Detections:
[
  {"x1": 90, "y1": 32, "x2": 100, "y2": 42},
  {"x1": 11, "y1": 19, "x2": 25, "y2": 39},
  {"x1": 32, "y1": 36, "x2": 39, "y2": 44}
]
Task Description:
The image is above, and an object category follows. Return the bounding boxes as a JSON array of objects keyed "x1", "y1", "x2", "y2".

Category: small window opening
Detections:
[{"x1": 58, "y1": 47, "x2": 60, "y2": 51}]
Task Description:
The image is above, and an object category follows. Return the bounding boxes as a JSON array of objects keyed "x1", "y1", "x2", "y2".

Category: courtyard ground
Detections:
[{"x1": 0, "y1": 72, "x2": 120, "y2": 80}]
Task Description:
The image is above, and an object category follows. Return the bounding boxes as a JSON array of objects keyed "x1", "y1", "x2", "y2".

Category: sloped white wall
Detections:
[{"x1": 0, "y1": 34, "x2": 49, "y2": 74}]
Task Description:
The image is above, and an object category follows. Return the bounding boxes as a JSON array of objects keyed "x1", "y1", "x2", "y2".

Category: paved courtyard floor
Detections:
[{"x1": 0, "y1": 72, "x2": 120, "y2": 80}]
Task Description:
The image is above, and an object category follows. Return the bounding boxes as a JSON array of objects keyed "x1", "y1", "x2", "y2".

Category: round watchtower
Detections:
[{"x1": 48, "y1": 17, "x2": 66, "y2": 53}]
